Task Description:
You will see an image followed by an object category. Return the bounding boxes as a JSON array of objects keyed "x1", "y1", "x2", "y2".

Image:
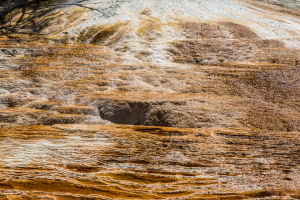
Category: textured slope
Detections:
[{"x1": 1, "y1": 0, "x2": 300, "y2": 199}]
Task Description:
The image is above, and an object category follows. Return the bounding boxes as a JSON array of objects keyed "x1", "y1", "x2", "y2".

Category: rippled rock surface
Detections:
[{"x1": 1, "y1": 0, "x2": 300, "y2": 199}]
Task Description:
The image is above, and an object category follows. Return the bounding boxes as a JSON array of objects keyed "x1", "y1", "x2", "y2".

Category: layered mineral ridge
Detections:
[{"x1": 0, "y1": 0, "x2": 300, "y2": 199}]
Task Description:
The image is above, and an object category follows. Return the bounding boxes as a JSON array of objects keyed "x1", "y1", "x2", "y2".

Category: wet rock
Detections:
[
  {"x1": 53, "y1": 105, "x2": 99, "y2": 116},
  {"x1": 0, "y1": 78, "x2": 33, "y2": 92},
  {"x1": 0, "y1": 92, "x2": 34, "y2": 107},
  {"x1": 145, "y1": 104, "x2": 213, "y2": 128},
  {"x1": 39, "y1": 114, "x2": 94, "y2": 125},
  {"x1": 0, "y1": 108, "x2": 54, "y2": 125},
  {"x1": 27, "y1": 101, "x2": 66, "y2": 110}
]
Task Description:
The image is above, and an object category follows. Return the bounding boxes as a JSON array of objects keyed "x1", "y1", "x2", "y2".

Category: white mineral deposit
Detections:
[{"x1": 0, "y1": 0, "x2": 300, "y2": 199}]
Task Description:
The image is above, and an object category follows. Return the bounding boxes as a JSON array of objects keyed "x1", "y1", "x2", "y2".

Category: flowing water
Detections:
[{"x1": 1, "y1": 0, "x2": 300, "y2": 199}]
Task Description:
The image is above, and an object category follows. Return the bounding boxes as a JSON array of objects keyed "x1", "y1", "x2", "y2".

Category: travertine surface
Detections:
[{"x1": 0, "y1": 0, "x2": 300, "y2": 199}]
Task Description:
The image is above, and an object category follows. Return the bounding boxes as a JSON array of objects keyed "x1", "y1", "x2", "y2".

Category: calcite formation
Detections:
[{"x1": 0, "y1": 0, "x2": 300, "y2": 199}]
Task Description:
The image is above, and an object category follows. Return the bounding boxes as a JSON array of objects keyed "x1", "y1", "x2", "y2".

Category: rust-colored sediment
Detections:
[
  {"x1": 1, "y1": 32, "x2": 300, "y2": 199},
  {"x1": 1, "y1": 0, "x2": 300, "y2": 198},
  {"x1": 0, "y1": 124, "x2": 300, "y2": 199}
]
